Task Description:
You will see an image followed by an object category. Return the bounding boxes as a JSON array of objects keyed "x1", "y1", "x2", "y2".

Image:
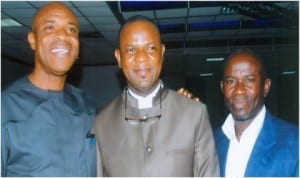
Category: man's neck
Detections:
[
  {"x1": 234, "y1": 119, "x2": 254, "y2": 141},
  {"x1": 128, "y1": 81, "x2": 161, "y2": 97},
  {"x1": 28, "y1": 71, "x2": 66, "y2": 91}
]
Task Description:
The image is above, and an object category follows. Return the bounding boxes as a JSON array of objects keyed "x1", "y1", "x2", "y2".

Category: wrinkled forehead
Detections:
[{"x1": 32, "y1": 3, "x2": 78, "y2": 30}]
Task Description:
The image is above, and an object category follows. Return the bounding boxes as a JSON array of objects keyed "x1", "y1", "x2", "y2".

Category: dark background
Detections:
[{"x1": 2, "y1": 1, "x2": 299, "y2": 128}]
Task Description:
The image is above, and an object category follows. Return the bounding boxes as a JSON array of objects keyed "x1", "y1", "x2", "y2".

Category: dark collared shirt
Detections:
[{"x1": 1, "y1": 76, "x2": 97, "y2": 176}]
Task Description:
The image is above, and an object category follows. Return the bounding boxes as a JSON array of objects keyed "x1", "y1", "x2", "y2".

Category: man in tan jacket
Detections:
[{"x1": 94, "y1": 15, "x2": 219, "y2": 177}]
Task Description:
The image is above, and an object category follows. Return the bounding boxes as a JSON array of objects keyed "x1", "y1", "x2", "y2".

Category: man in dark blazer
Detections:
[
  {"x1": 94, "y1": 15, "x2": 219, "y2": 177},
  {"x1": 214, "y1": 47, "x2": 299, "y2": 177}
]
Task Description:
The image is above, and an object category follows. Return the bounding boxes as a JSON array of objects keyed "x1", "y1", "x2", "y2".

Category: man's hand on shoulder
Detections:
[{"x1": 177, "y1": 88, "x2": 200, "y2": 102}]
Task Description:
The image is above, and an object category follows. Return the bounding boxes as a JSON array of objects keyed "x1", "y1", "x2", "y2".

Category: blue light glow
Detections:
[{"x1": 190, "y1": 20, "x2": 239, "y2": 28}]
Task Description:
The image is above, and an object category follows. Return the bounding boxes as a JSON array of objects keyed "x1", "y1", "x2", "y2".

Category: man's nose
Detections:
[
  {"x1": 135, "y1": 50, "x2": 147, "y2": 62},
  {"x1": 55, "y1": 29, "x2": 67, "y2": 40},
  {"x1": 234, "y1": 81, "x2": 246, "y2": 94}
]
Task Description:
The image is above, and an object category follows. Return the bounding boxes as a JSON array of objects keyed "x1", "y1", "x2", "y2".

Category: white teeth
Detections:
[{"x1": 51, "y1": 48, "x2": 69, "y2": 54}]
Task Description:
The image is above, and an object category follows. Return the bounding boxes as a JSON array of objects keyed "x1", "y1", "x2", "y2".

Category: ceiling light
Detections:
[
  {"x1": 206, "y1": 57, "x2": 224, "y2": 62},
  {"x1": 281, "y1": 71, "x2": 296, "y2": 75},
  {"x1": 200, "y1": 73, "x2": 213, "y2": 77},
  {"x1": 1, "y1": 18, "x2": 22, "y2": 27}
]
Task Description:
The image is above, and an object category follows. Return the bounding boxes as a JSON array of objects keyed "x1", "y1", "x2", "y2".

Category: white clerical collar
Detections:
[
  {"x1": 128, "y1": 83, "x2": 162, "y2": 109},
  {"x1": 222, "y1": 105, "x2": 266, "y2": 141}
]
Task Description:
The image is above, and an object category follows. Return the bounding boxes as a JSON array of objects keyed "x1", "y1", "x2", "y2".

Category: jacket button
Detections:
[{"x1": 146, "y1": 145, "x2": 152, "y2": 153}]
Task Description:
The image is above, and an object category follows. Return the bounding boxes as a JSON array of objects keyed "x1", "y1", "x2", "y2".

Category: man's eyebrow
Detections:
[
  {"x1": 43, "y1": 20, "x2": 78, "y2": 26},
  {"x1": 68, "y1": 22, "x2": 78, "y2": 27},
  {"x1": 245, "y1": 74, "x2": 257, "y2": 78},
  {"x1": 223, "y1": 75, "x2": 234, "y2": 79},
  {"x1": 146, "y1": 42, "x2": 155, "y2": 45}
]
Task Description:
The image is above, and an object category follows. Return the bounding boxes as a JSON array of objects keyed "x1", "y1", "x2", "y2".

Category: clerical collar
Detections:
[{"x1": 128, "y1": 82, "x2": 162, "y2": 109}]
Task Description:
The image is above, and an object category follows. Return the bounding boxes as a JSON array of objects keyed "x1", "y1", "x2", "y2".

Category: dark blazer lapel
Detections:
[
  {"x1": 214, "y1": 129, "x2": 229, "y2": 176},
  {"x1": 245, "y1": 111, "x2": 276, "y2": 176}
]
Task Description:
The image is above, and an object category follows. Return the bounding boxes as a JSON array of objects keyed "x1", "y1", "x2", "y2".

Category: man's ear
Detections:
[
  {"x1": 28, "y1": 32, "x2": 36, "y2": 50},
  {"x1": 114, "y1": 48, "x2": 122, "y2": 68},
  {"x1": 263, "y1": 78, "x2": 271, "y2": 97},
  {"x1": 161, "y1": 44, "x2": 165, "y2": 60},
  {"x1": 220, "y1": 81, "x2": 224, "y2": 94}
]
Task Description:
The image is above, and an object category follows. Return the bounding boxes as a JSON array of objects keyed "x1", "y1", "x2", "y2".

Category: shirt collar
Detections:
[
  {"x1": 128, "y1": 82, "x2": 162, "y2": 109},
  {"x1": 222, "y1": 105, "x2": 266, "y2": 141}
]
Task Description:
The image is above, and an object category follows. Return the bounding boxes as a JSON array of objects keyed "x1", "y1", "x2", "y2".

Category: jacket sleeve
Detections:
[
  {"x1": 1, "y1": 118, "x2": 9, "y2": 177},
  {"x1": 96, "y1": 138, "x2": 104, "y2": 176},
  {"x1": 1, "y1": 92, "x2": 11, "y2": 177},
  {"x1": 193, "y1": 104, "x2": 220, "y2": 177}
]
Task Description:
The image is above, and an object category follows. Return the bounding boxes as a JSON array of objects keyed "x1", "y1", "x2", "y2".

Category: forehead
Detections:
[
  {"x1": 226, "y1": 54, "x2": 262, "y2": 74},
  {"x1": 33, "y1": 3, "x2": 78, "y2": 27},
  {"x1": 120, "y1": 20, "x2": 160, "y2": 41}
]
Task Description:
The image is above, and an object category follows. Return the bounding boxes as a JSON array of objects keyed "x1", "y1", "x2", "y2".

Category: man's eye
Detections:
[
  {"x1": 225, "y1": 79, "x2": 235, "y2": 85},
  {"x1": 148, "y1": 46, "x2": 155, "y2": 52},
  {"x1": 245, "y1": 78, "x2": 255, "y2": 84},
  {"x1": 127, "y1": 47, "x2": 135, "y2": 53},
  {"x1": 69, "y1": 27, "x2": 77, "y2": 33},
  {"x1": 44, "y1": 25, "x2": 54, "y2": 31}
]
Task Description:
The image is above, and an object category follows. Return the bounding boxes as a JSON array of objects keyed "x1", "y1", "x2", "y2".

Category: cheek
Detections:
[
  {"x1": 72, "y1": 37, "x2": 79, "y2": 46},
  {"x1": 252, "y1": 92, "x2": 263, "y2": 104},
  {"x1": 71, "y1": 38, "x2": 79, "y2": 50},
  {"x1": 155, "y1": 61, "x2": 163, "y2": 74},
  {"x1": 122, "y1": 58, "x2": 132, "y2": 69},
  {"x1": 152, "y1": 54, "x2": 163, "y2": 66},
  {"x1": 223, "y1": 87, "x2": 233, "y2": 97},
  {"x1": 37, "y1": 37, "x2": 47, "y2": 48},
  {"x1": 36, "y1": 39, "x2": 49, "y2": 57},
  {"x1": 36, "y1": 35, "x2": 53, "y2": 52},
  {"x1": 121, "y1": 61, "x2": 134, "y2": 76}
]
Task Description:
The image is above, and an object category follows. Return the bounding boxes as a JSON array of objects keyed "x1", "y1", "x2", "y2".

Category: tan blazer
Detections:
[{"x1": 94, "y1": 87, "x2": 219, "y2": 177}]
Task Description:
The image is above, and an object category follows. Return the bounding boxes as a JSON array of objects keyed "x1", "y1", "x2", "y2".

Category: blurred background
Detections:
[{"x1": 1, "y1": 1, "x2": 299, "y2": 128}]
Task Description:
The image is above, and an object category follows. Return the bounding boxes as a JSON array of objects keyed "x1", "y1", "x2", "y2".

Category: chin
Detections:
[
  {"x1": 137, "y1": 81, "x2": 152, "y2": 88},
  {"x1": 232, "y1": 112, "x2": 253, "y2": 121},
  {"x1": 234, "y1": 117, "x2": 251, "y2": 122}
]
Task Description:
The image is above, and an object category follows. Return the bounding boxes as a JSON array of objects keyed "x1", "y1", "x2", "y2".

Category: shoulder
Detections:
[
  {"x1": 2, "y1": 76, "x2": 34, "y2": 110},
  {"x1": 1, "y1": 77, "x2": 37, "y2": 124},
  {"x1": 270, "y1": 116, "x2": 298, "y2": 140},
  {"x1": 2, "y1": 77, "x2": 28, "y2": 97},
  {"x1": 164, "y1": 89, "x2": 210, "y2": 128},
  {"x1": 266, "y1": 112, "x2": 298, "y2": 135},
  {"x1": 264, "y1": 112, "x2": 298, "y2": 152},
  {"x1": 264, "y1": 113, "x2": 299, "y2": 164},
  {"x1": 166, "y1": 88, "x2": 207, "y2": 111},
  {"x1": 65, "y1": 83, "x2": 97, "y2": 114},
  {"x1": 95, "y1": 94, "x2": 122, "y2": 117},
  {"x1": 66, "y1": 84, "x2": 93, "y2": 102},
  {"x1": 94, "y1": 94, "x2": 122, "y2": 128}
]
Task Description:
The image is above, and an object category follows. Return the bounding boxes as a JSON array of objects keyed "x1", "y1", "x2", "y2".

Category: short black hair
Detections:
[
  {"x1": 117, "y1": 15, "x2": 161, "y2": 47},
  {"x1": 223, "y1": 47, "x2": 267, "y2": 80}
]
